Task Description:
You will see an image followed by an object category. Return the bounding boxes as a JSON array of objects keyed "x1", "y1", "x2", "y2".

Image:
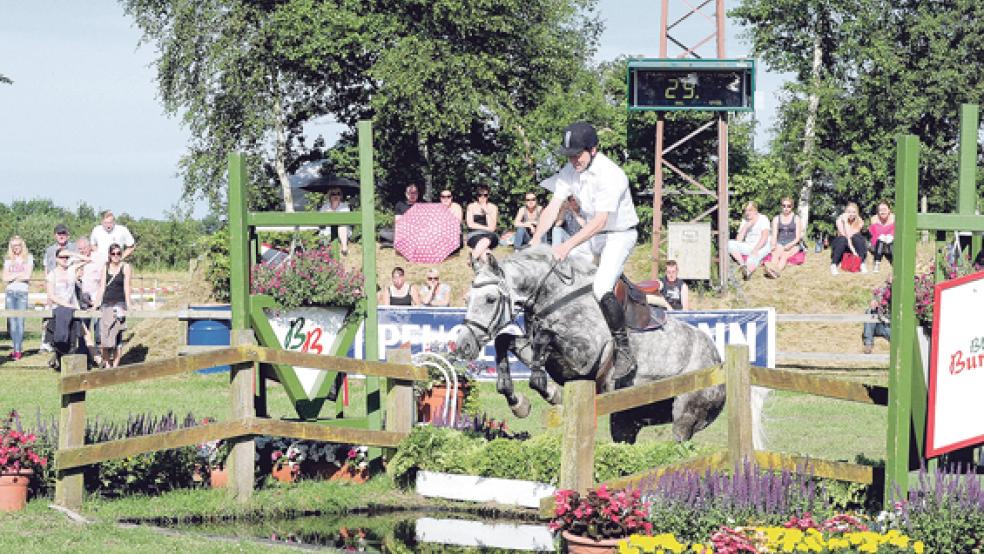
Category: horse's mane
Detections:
[{"x1": 493, "y1": 244, "x2": 595, "y2": 296}]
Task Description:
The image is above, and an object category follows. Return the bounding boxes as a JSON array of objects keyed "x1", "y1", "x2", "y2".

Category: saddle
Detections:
[{"x1": 614, "y1": 276, "x2": 667, "y2": 331}]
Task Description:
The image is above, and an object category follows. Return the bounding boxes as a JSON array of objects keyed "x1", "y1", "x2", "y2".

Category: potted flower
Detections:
[
  {"x1": 197, "y1": 435, "x2": 233, "y2": 489},
  {"x1": 414, "y1": 342, "x2": 481, "y2": 425},
  {"x1": 0, "y1": 410, "x2": 48, "y2": 512},
  {"x1": 271, "y1": 441, "x2": 306, "y2": 483},
  {"x1": 549, "y1": 485, "x2": 653, "y2": 554},
  {"x1": 330, "y1": 445, "x2": 370, "y2": 484}
]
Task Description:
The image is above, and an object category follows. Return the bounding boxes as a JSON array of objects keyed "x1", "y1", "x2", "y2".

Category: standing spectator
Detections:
[
  {"x1": 512, "y1": 192, "x2": 542, "y2": 250},
  {"x1": 655, "y1": 260, "x2": 689, "y2": 311},
  {"x1": 45, "y1": 246, "x2": 82, "y2": 369},
  {"x1": 379, "y1": 266, "x2": 419, "y2": 306},
  {"x1": 830, "y1": 202, "x2": 867, "y2": 275},
  {"x1": 551, "y1": 195, "x2": 586, "y2": 245},
  {"x1": 3, "y1": 236, "x2": 33, "y2": 360},
  {"x1": 319, "y1": 187, "x2": 351, "y2": 256},
  {"x1": 90, "y1": 211, "x2": 136, "y2": 261},
  {"x1": 863, "y1": 275, "x2": 892, "y2": 354},
  {"x1": 869, "y1": 201, "x2": 895, "y2": 272},
  {"x1": 75, "y1": 237, "x2": 103, "y2": 365},
  {"x1": 764, "y1": 196, "x2": 804, "y2": 279},
  {"x1": 419, "y1": 269, "x2": 452, "y2": 307},
  {"x1": 727, "y1": 202, "x2": 772, "y2": 280},
  {"x1": 94, "y1": 243, "x2": 132, "y2": 368},
  {"x1": 465, "y1": 184, "x2": 499, "y2": 264},
  {"x1": 439, "y1": 189, "x2": 464, "y2": 223},
  {"x1": 41, "y1": 223, "x2": 77, "y2": 352}
]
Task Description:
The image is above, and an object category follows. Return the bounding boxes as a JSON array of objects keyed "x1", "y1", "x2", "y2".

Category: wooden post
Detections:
[
  {"x1": 725, "y1": 344, "x2": 753, "y2": 467},
  {"x1": 559, "y1": 380, "x2": 596, "y2": 494},
  {"x1": 358, "y1": 120, "x2": 384, "y2": 461},
  {"x1": 384, "y1": 347, "x2": 413, "y2": 458},
  {"x1": 55, "y1": 354, "x2": 87, "y2": 509},
  {"x1": 229, "y1": 329, "x2": 256, "y2": 502}
]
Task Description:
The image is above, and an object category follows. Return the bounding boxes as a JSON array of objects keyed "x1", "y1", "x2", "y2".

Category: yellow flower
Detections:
[{"x1": 913, "y1": 540, "x2": 925, "y2": 554}]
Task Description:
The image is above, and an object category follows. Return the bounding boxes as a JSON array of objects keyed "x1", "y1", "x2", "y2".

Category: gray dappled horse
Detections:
[{"x1": 454, "y1": 246, "x2": 766, "y2": 447}]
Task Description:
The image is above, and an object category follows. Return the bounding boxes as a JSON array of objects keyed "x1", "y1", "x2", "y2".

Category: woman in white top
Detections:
[
  {"x1": 419, "y1": 269, "x2": 452, "y2": 307},
  {"x1": 319, "y1": 187, "x2": 351, "y2": 256},
  {"x1": 727, "y1": 201, "x2": 772, "y2": 280},
  {"x1": 3, "y1": 236, "x2": 33, "y2": 360}
]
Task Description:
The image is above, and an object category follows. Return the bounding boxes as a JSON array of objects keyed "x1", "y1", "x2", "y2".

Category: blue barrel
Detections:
[{"x1": 188, "y1": 304, "x2": 232, "y2": 374}]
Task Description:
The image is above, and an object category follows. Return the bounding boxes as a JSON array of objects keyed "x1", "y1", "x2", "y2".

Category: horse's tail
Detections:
[{"x1": 750, "y1": 385, "x2": 769, "y2": 451}]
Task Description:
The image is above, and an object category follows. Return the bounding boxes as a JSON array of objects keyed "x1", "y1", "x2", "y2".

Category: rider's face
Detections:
[{"x1": 568, "y1": 147, "x2": 596, "y2": 173}]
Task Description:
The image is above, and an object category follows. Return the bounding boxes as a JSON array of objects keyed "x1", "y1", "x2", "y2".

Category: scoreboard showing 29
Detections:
[{"x1": 627, "y1": 59, "x2": 755, "y2": 112}]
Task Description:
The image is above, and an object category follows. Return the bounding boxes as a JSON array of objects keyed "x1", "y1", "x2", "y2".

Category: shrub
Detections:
[{"x1": 896, "y1": 466, "x2": 984, "y2": 553}]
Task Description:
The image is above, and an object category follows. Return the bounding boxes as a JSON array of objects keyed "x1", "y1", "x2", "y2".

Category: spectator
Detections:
[
  {"x1": 395, "y1": 184, "x2": 419, "y2": 217},
  {"x1": 45, "y1": 246, "x2": 82, "y2": 369},
  {"x1": 3, "y1": 236, "x2": 33, "y2": 361},
  {"x1": 379, "y1": 266, "x2": 419, "y2": 306},
  {"x1": 90, "y1": 211, "x2": 136, "y2": 261},
  {"x1": 656, "y1": 260, "x2": 689, "y2": 310},
  {"x1": 869, "y1": 201, "x2": 895, "y2": 272},
  {"x1": 465, "y1": 184, "x2": 499, "y2": 264},
  {"x1": 551, "y1": 195, "x2": 585, "y2": 245},
  {"x1": 319, "y1": 187, "x2": 351, "y2": 256},
  {"x1": 419, "y1": 269, "x2": 452, "y2": 307},
  {"x1": 439, "y1": 189, "x2": 464, "y2": 223},
  {"x1": 75, "y1": 237, "x2": 103, "y2": 365},
  {"x1": 727, "y1": 201, "x2": 772, "y2": 280},
  {"x1": 512, "y1": 192, "x2": 542, "y2": 250},
  {"x1": 41, "y1": 223, "x2": 77, "y2": 353},
  {"x1": 830, "y1": 202, "x2": 867, "y2": 275},
  {"x1": 863, "y1": 275, "x2": 892, "y2": 354},
  {"x1": 764, "y1": 196, "x2": 804, "y2": 279},
  {"x1": 94, "y1": 243, "x2": 132, "y2": 368}
]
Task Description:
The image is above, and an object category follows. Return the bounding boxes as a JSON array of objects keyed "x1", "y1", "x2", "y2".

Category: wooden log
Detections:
[
  {"x1": 754, "y1": 451, "x2": 874, "y2": 485},
  {"x1": 384, "y1": 348, "x2": 414, "y2": 437},
  {"x1": 595, "y1": 364, "x2": 723, "y2": 416},
  {"x1": 59, "y1": 347, "x2": 246, "y2": 393},
  {"x1": 55, "y1": 355, "x2": 87, "y2": 509},
  {"x1": 252, "y1": 347, "x2": 427, "y2": 381},
  {"x1": 749, "y1": 366, "x2": 889, "y2": 406},
  {"x1": 558, "y1": 380, "x2": 596, "y2": 495},
  {"x1": 229, "y1": 330, "x2": 256, "y2": 503},
  {"x1": 245, "y1": 418, "x2": 407, "y2": 448},
  {"x1": 56, "y1": 420, "x2": 250, "y2": 471},
  {"x1": 776, "y1": 351, "x2": 889, "y2": 364},
  {"x1": 726, "y1": 345, "x2": 753, "y2": 467}
]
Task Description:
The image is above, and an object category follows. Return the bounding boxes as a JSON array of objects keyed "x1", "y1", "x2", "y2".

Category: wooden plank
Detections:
[
  {"x1": 246, "y1": 418, "x2": 406, "y2": 448},
  {"x1": 59, "y1": 347, "x2": 246, "y2": 393},
  {"x1": 0, "y1": 309, "x2": 233, "y2": 319},
  {"x1": 777, "y1": 351, "x2": 889, "y2": 364},
  {"x1": 595, "y1": 364, "x2": 723, "y2": 417},
  {"x1": 749, "y1": 366, "x2": 889, "y2": 406},
  {"x1": 229, "y1": 330, "x2": 256, "y2": 502},
  {"x1": 384, "y1": 348, "x2": 414, "y2": 437},
  {"x1": 248, "y1": 211, "x2": 364, "y2": 227},
  {"x1": 754, "y1": 451, "x2": 874, "y2": 485},
  {"x1": 56, "y1": 420, "x2": 250, "y2": 471},
  {"x1": 55, "y1": 355, "x2": 87, "y2": 509},
  {"x1": 252, "y1": 347, "x2": 427, "y2": 381},
  {"x1": 916, "y1": 213, "x2": 984, "y2": 233},
  {"x1": 228, "y1": 152, "x2": 249, "y2": 331},
  {"x1": 559, "y1": 380, "x2": 596, "y2": 495},
  {"x1": 775, "y1": 313, "x2": 880, "y2": 323},
  {"x1": 726, "y1": 345, "x2": 753, "y2": 466}
]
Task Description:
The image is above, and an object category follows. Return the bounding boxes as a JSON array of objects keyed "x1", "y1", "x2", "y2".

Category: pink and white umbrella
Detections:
[{"x1": 394, "y1": 203, "x2": 462, "y2": 264}]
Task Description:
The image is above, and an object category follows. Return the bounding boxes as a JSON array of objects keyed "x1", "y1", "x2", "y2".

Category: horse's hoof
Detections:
[{"x1": 510, "y1": 394, "x2": 531, "y2": 418}]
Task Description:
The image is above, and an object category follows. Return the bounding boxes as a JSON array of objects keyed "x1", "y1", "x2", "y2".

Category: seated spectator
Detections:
[
  {"x1": 727, "y1": 201, "x2": 771, "y2": 280},
  {"x1": 551, "y1": 195, "x2": 586, "y2": 245},
  {"x1": 379, "y1": 184, "x2": 420, "y2": 247},
  {"x1": 439, "y1": 189, "x2": 464, "y2": 223},
  {"x1": 764, "y1": 196, "x2": 804, "y2": 279},
  {"x1": 319, "y1": 187, "x2": 351, "y2": 256},
  {"x1": 863, "y1": 275, "x2": 892, "y2": 354},
  {"x1": 512, "y1": 192, "x2": 542, "y2": 250},
  {"x1": 830, "y1": 202, "x2": 867, "y2": 275},
  {"x1": 3, "y1": 235, "x2": 33, "y2": 361},
  {"x1": 419, "y1": 269, "x2": 452, "y2": 307},
  {"x1": 465, "y1": 184, "x2": 499, "y2": 265},
  {"x1": 869, "y1": 201, "x2": 895, "y2": 272},
  {"x1": 379, "y1": 266, "x2": 419, "y2": 306},
  {"x1": 655, "y1": 260, "x2": 689, "y2": 310}
]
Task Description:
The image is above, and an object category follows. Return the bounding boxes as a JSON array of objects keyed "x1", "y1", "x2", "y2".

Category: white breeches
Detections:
[{"x1": 568, "y1": 228, "x2": 638, "y2": 300}]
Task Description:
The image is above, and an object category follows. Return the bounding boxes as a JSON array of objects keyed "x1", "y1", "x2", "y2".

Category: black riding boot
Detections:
[{"x1": 598, "y1": 292, "x2": 636, "y2": 381}]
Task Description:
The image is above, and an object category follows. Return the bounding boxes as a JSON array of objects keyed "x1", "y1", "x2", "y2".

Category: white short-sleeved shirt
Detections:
[
  {"x1": 741, "y1": 214, "x2": 771, "y2": 248},
  {"x1": 3, "y1": 256, "x2": 33, "y2": 293},
  {"x1": 320, "y1": 201, "x2": 350, "y2": 214},
  {"x1": 90, "y1": 224, "x2": 135, "y2": 258},
  {"x1": 541, "y1": 152, "x2": 638, "y2": 232}
]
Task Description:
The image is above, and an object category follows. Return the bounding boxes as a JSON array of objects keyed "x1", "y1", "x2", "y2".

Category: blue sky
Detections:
[{"x1": 0, "y1": 1, "x2": 788, "y2": 219}]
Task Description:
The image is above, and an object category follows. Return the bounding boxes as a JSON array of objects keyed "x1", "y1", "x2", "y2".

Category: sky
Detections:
[{"x1": 0, "y1": 1, "x2": 788, "y2": 220}]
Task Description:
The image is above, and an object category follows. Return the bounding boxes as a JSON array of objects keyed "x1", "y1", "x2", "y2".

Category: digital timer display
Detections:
[{"x1": 627, "y1": 59, "x2": 755, "y2": 112}]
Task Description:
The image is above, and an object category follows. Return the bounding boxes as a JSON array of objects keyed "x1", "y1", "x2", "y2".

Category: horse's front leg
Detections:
[
  {"x1": 494, "y1": 334, "x2": 531, "y2": 418},
  {"x1": 513, "y1": 336, "x2": 563, "y2": 406}
]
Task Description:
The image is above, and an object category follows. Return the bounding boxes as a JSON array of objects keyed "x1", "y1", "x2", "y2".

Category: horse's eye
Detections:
[{"x1": 485, "y1": 294, "x2": 496, "y2": 304}]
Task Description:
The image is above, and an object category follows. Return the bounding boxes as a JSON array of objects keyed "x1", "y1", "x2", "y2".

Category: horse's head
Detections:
[{"x1": 455, "y1": 254, "x2": 516, "y2": 360}]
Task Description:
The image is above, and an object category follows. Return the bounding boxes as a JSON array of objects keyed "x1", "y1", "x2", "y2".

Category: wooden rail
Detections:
[
  {"x1": 595, "y1": 364, "x2": 723, "y2": 417},
  {"x1": 0, "y1": 309, "x2": 232, "y2": 319},
  {"x1": 750, "y1": 366, "x2": 889, "y2": 406}
]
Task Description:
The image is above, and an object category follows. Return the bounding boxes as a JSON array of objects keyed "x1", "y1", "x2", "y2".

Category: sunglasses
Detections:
[
  {"x1": 427, "y1": 277, "x2": 439, "y2": 281},
  {"x1": 58, "y1": 255, "x2": 70, "y2": 260},
  {"x1": 525, "y1": 198, "x2": 536, "y2": 201},
  {"x1": 477, "y1": 193, "x2": 489, "y2": 197},
  {"x1": 330, "y1": 192, "x2": 341, "y2": 197},
  {"x1": 782, "y1": 204, "x2": 792, "y2": 208},
  {"x1": 110, "y1": 251, "x2": 122, "y2": 256},
  {"x1": 440, "y1": 194, "x2": 452, "y2": 198}
]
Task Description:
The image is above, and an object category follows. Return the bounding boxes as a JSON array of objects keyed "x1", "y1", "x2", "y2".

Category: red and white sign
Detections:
[{"x1": 926, "y1": 269, "x2": 984, "y2": 457}]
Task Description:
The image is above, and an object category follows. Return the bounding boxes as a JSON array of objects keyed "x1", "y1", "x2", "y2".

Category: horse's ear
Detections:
[{"x1": 487, "y1": 253, "x2": 504, "y2": 277}]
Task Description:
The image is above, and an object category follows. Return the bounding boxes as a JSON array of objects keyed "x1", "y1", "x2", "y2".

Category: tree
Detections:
[{"x1": 0, "y1": 73, "x2": 11, "y2": 85}]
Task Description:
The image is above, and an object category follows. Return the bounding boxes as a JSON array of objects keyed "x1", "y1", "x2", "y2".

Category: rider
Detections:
[{"x1": 530, "y1": 122, "x2": 639, "y2": 381}]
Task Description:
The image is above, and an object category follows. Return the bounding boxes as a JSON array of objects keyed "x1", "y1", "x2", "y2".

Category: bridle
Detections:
[{"x1": 460, "y1": 276, "x2": 515, "y2": 349}]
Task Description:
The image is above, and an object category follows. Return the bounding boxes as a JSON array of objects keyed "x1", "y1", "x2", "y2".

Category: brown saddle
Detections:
[{"x1": 614, "y1": 276, "x2": 667, "y2": 331}]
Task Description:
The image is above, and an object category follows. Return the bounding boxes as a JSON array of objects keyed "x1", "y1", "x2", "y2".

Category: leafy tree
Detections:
[{"x1": 0, "y1": 73, "x2": 11, "y2": 85}]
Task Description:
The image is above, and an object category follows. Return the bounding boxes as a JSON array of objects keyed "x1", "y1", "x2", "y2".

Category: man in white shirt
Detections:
[
  {"x1": 90, "y1": 211, "x2": 136, "y2": 260},
  {"x1": 727, "y1": 201, "x2": 772, "y2": 280},
  {"x1": 531, "y1": 122, "x2": 639, "y2": 381}
]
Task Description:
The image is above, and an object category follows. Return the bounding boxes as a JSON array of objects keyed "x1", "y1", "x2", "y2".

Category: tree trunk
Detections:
[
  {"x1": 273, "y1": 91, "x2": 294, "y2": 212},
  {"x1": 417, "y1": 135, "x2": 432, "y2": 200},
  {"x1": 796, "y1": 33, "x2": 823, "y2": 230}
]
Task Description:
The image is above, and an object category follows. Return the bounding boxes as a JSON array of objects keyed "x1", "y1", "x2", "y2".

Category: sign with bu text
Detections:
[
  {"x1": 927, "y1": 270, "x2": 984, "y2": 457},
  {"x1": 350, "y1": 307, "x2": 775, "y2": 379}
]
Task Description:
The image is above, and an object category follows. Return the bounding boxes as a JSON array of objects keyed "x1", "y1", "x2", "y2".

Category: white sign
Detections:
[
  {"x1": 927, "y1": 270, "x2": 984, "y2": 457},
  {"x1": 265, "y1": 306, "x2": 349, "y2": 400}
]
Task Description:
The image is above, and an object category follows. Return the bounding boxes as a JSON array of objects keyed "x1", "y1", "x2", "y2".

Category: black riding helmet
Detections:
[{"x1": 555, "y1": 122, "x2": 599, "y2": 156}]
